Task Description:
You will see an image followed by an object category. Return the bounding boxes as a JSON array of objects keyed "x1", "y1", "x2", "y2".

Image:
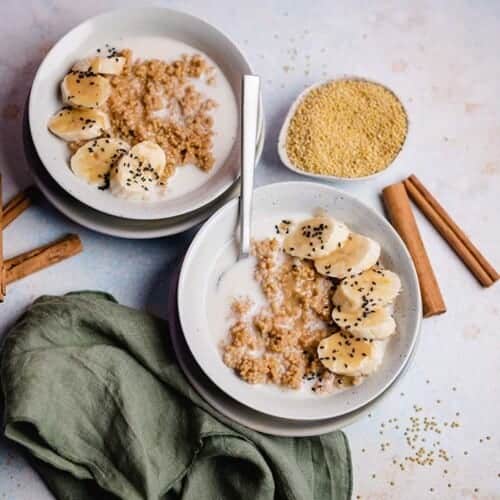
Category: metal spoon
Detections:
[
  {"x1": 239, "y1": 74, "x2": 260, "y2": 258},
  {"x1": 217, "y1": 74, "x2": 260, "y2": 286}
]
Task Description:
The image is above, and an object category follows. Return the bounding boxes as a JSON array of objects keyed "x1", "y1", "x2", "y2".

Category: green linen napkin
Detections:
[{"x1": 0, "y1": 292, "x2": 351, "y2": 500}]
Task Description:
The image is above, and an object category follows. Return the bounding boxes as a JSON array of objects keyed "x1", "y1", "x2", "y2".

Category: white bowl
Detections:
[
  {"x1": 29, "y1": 7, "x2": 262, "y2": 220},
  {"x1": 278, "y1": 78, "x2": 407, "y2": 183},
  {"x1": 178, "y1": 181, "x2": 421, "y2": 420}
]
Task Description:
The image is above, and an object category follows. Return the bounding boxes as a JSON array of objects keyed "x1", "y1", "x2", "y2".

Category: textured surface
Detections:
[{"x1": 0, "y1": 1, "x2": 499, "y2": 498}]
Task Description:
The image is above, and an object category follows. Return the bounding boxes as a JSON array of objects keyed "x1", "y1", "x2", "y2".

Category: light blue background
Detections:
[{"x1": 1, "y1": 1, "x2": 499, "y2": 498}]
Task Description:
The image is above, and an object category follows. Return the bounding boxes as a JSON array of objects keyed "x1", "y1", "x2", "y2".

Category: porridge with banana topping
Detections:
[
  {"x1": 47, "y1": 38, "x2": 237, "y2": 201},
  {"x1": 220, "y1": 215, "x2": 402, "y2": 394}
]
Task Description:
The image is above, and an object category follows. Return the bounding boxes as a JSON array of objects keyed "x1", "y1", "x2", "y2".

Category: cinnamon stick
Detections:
[
  {"x1": 382, "y1": 182, "x2": 446, "y2": 318},
  {"x1": 404, "y1": 175, "x2": 498, "y2": 287},
  {"x1": 2, "y1": 187, "x2": 34, "y2": 229},
  {"x1": 0, "y1": 175, "x2": 5, "y2": 301},
  {"x1": 5, "y1": 234, "x2": 83, "y2": 285}
]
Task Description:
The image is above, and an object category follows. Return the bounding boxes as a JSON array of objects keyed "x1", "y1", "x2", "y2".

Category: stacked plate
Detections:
[
  {"x1": 25, "y1": 7, "x2": 264, "y2": 238},
  {"x1": 169, "y1": 182, "x2": 422, "y2": 436}
]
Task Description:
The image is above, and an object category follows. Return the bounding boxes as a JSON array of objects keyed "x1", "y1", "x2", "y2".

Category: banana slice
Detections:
[
  {"x1": 72, "y1": 56, "x2": 126, "y2": 75},
  {"x1": 110, "y1": 141, "x2": 166, "y2": 200},
  {"x1": 61, "y1": 71, "x2": 111, "y2": 108},
  {"x1": 333, "y1": 267, "x2": 401, "y2": 311},
  {"x1": 70, "y1": 138, "x2": 130, "y2": 187},
  {"x1": 314, "y1": 233, "x2": 380, "y2": 278},
  {"x1": 331, "y1": 305, "x2": 396, "y2": 340},
  {"x1": 48, "y1": 107, "x2": 110, "y2": 142},
  {"x1": 317, "y1": 331, "x2": 386, "y2": 377},
  {"x1": 283, "y1": 217, "x2": 350, "y2": 259}
]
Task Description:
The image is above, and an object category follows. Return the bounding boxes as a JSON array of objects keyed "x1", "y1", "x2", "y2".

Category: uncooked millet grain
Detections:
[{"x1": 285, "y1": 79, "x2": 408, "y2": 178}]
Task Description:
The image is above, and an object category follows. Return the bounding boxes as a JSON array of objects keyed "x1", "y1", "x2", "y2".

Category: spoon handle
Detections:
[{"x1": 239, "y1": 75, "x2": 260, "y2": 258}]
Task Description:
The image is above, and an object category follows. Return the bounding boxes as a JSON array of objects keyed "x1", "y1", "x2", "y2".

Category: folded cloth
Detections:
[{"x1": 0, "y1": 292, "x2": 351, "y2": 500}]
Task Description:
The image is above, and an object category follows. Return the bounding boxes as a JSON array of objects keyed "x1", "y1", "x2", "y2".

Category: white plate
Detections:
[
  {"x1": 278, "y1": 78, "x2": 407, "y2": 182},
  {"x1": 23, "y1": 107, "x2": 264, "y2": 239},
  {"x1": 168, "y1": 265, "x2": 419, "y2": 436},
  {"x1": 29, "y1": 7, "x2": 263, "y2": 220},
  {"x1": 178, "y1": 182, "x2": 421, "y2": 420}
]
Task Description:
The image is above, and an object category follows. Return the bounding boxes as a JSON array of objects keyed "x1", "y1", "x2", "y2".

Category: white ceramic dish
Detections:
[
  {"x1": 169, "y1": 265, "x2": 418, "y2": 436},
  {"x1": 29, "y1": 7, "x2": 263, "y2": 220},
  {"x1": 178, "y1": 181, "x2": 421, "y2": 420},
  {"x1": 278, "y1": 78, "x2": 407, "y2": 183},
  {"x1": 23, "y1": 107, "x2": 264, "y2": 239}
]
